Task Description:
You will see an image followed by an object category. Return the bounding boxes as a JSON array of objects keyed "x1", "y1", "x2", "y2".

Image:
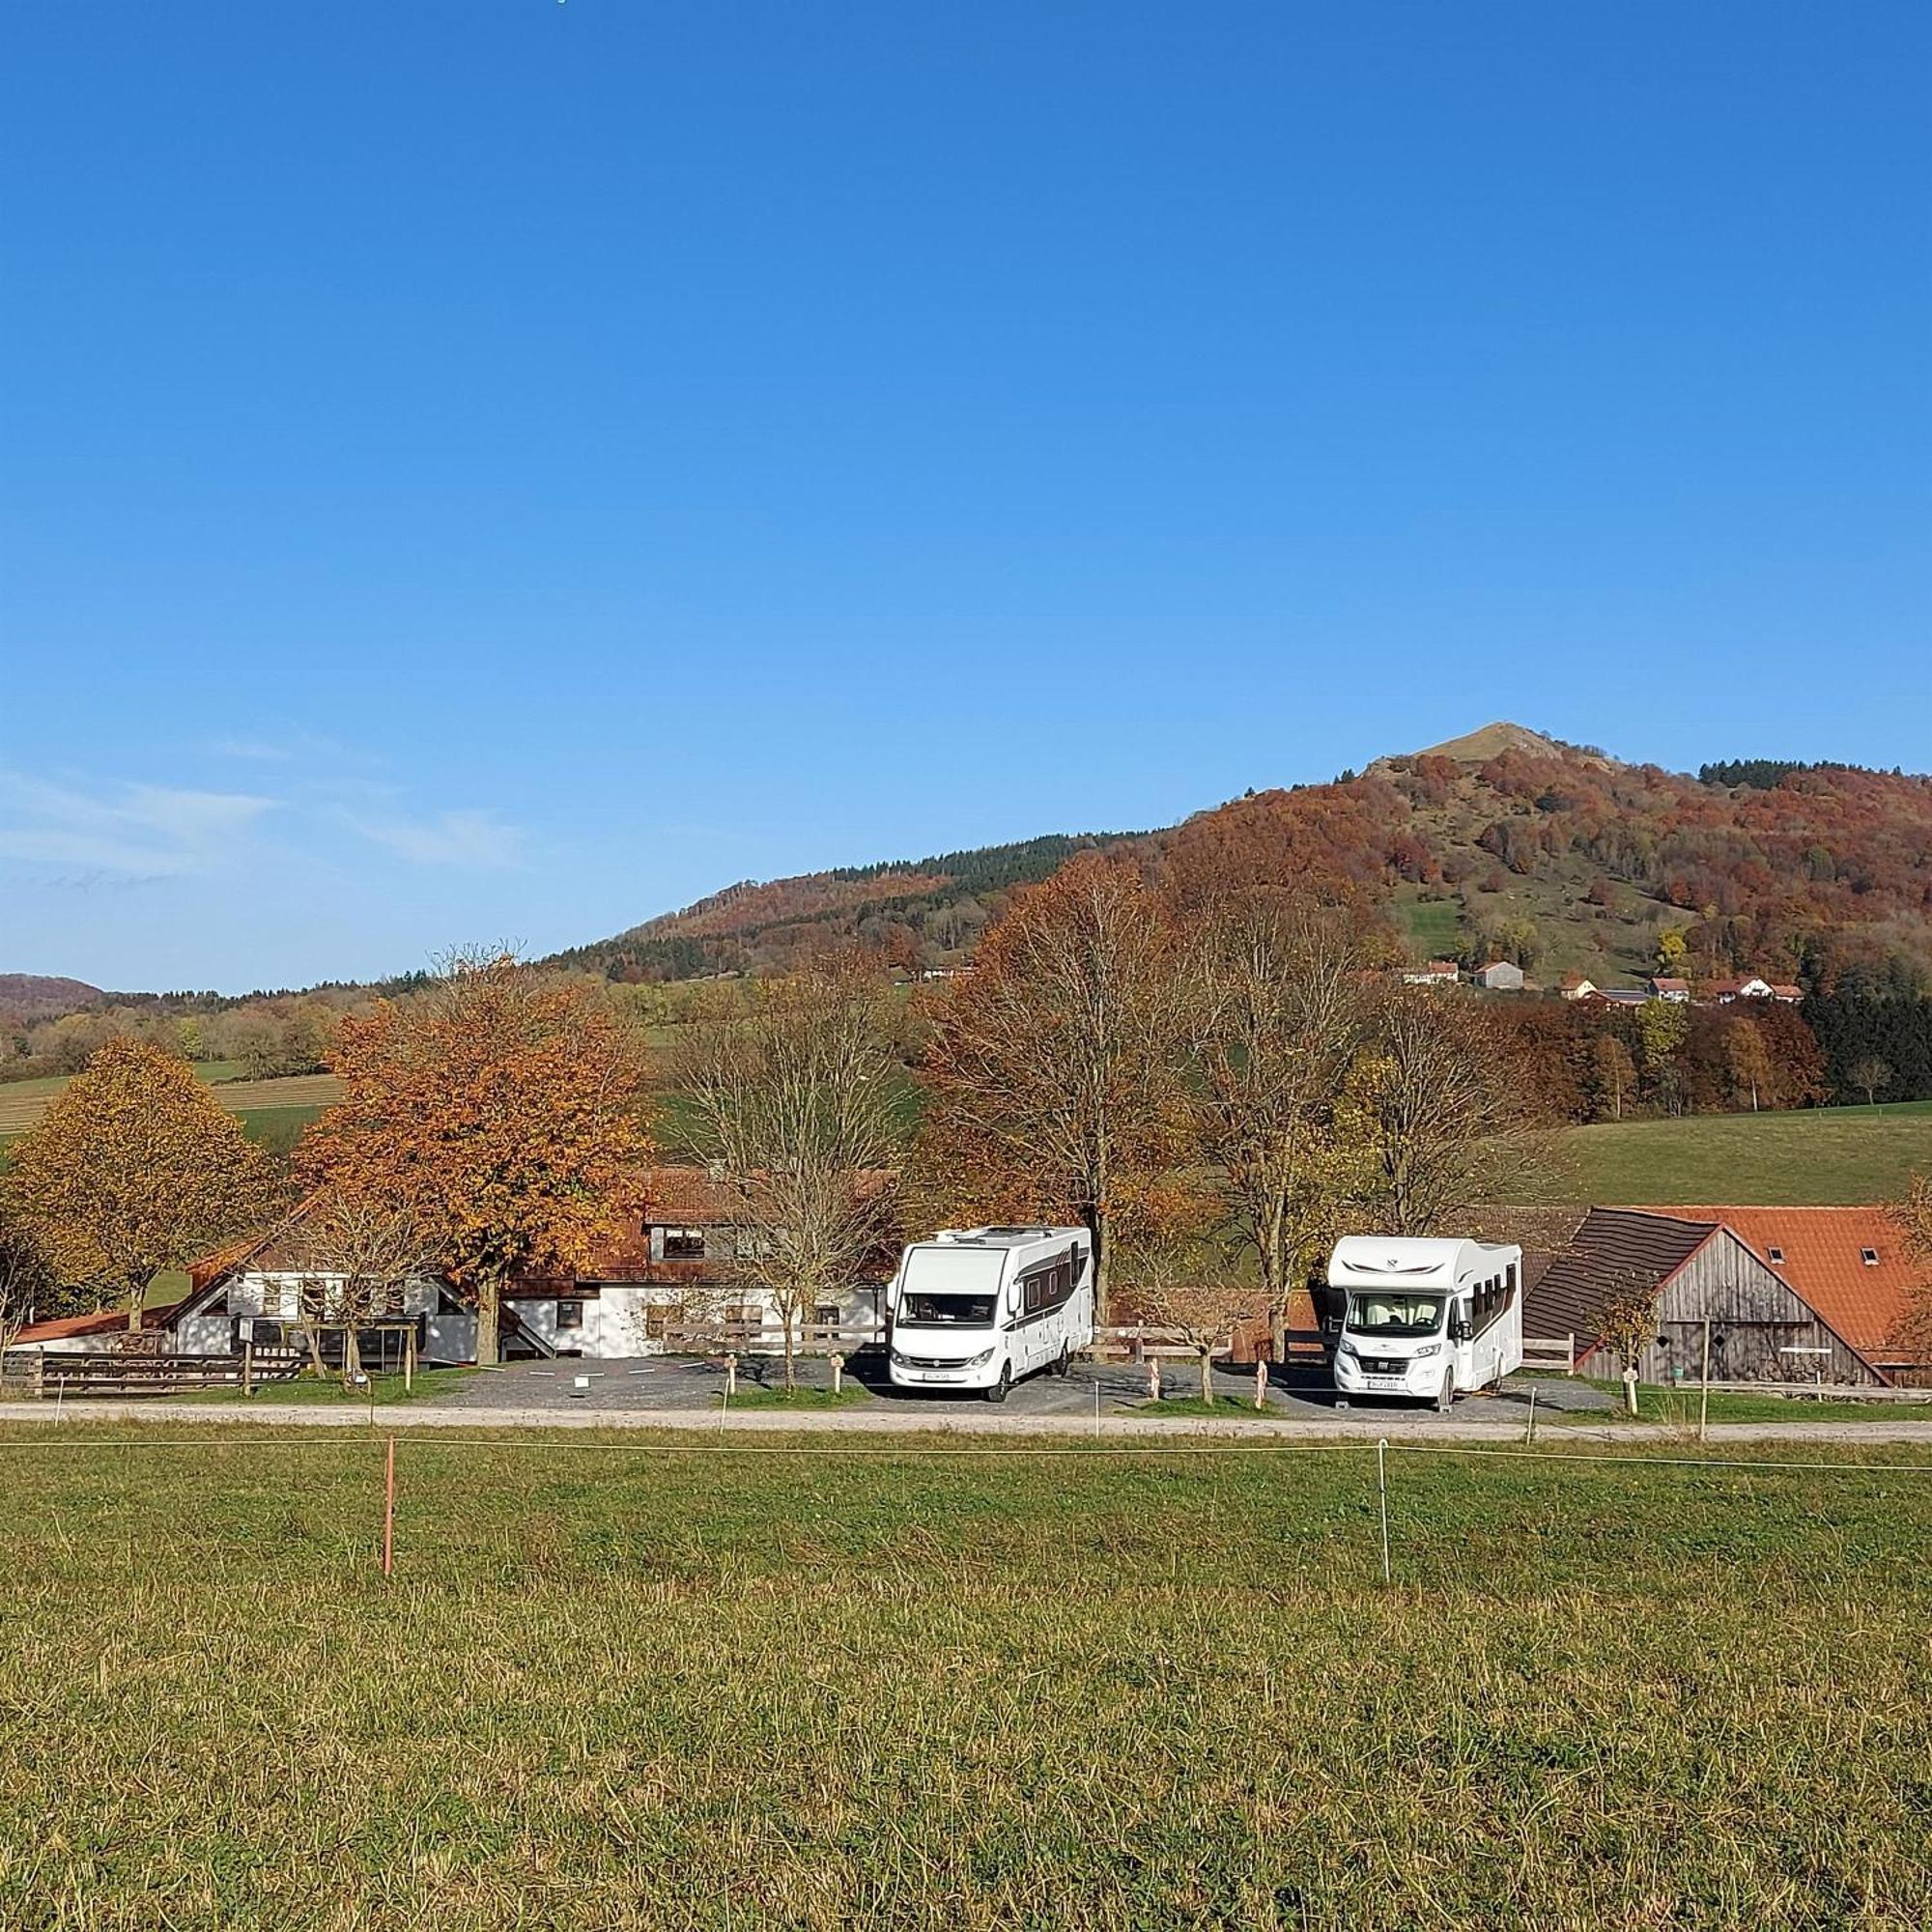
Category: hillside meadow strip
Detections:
[{"x1": 0, "y1": 1428, "x2": 1928, "y2": 1930}]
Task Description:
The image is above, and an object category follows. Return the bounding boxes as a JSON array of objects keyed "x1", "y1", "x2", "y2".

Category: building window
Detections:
[
  {"x1": 813, "y1": 1304, "x2": 840, "y2": 1328},
  {"x1": 643, "y1": 1302, "x2": 679, "y2": 1341},
  {"x1": 1861, "y1": 1247, "x2": 1880, "y2": 1267},
  {"x1": 556, "y1": 1300, "x2": 583, "y2": 1332},
  {"x1": 725, "y1": 1303, "x2": 763, "y2": 1328},
  {"x1": 664, "y1": 1228, "x2": 706, "y2": 1261},
  {"x1": 1766, "y1": 1246, "x2": 1784, "y2": 1264}
]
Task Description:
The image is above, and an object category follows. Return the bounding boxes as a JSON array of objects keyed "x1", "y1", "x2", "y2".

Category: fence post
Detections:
[
  {"x1": 1698, "y1": 1317, "x2": 1712, "y2": 1444},
  {"x1": 1149, "y1": 1357, "x2": 1160, "y2": 1403},
  {"x1": 724, "y1": 1353, "x2": 737, "y2": 1400},
  {"x1": 1377, "y1": 1439, "x2": 1392, "y2": 1585},
  {"x1": 242, "y1": 1339, "x2": 253, "y2": 1399},
  {"x1": 830, "y1": 1350, "x2": 844, "y2": 1396},
  {"x1": 1254, "y1": 1358, "x2": 1267, "y2": 1411},
  {"x1": 405, "y1": 1328, "x2": 416, "y2": 1395},
  {"x1": 33, "y1": 1351, "x2": 44, "y2": 1403},
  {"x1": 1525, "y1": 1384, "x2": 1537, "y2": 1444},
  {"x1": 381, "y1": 1436, "x2": 396, "y2": 1579}
]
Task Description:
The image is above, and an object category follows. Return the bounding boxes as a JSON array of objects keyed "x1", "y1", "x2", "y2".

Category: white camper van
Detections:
[
  {"x1": 1327, "y1": 1236, "x2": 1523, "y2": 1411},
  {"x1": 887, "y1": 1226, "x2": 1094, "y2": 1402}
]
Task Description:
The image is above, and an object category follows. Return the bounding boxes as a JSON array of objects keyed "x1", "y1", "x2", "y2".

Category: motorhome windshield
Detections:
[
  {"x1": 895, "y1": 1246, "x2": 1005, "y2": 1330},
  {"x1": 1345, "y1": 1291, "x2": 1447, "y2": 1338}
]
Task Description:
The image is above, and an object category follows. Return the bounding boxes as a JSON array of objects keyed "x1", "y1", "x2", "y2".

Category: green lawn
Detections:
[
  {"x1": 1540, "y1": 1379, "x2": 1932, "y2": 1426},
  {"x1": 0, "y1": 1426, "x2": 1927, "y2": 1928},
  {"x1": 719, "y1": 1383, "x2": 873, "y2": 1409},
  {"x1": 1512, "y1": 1100, "x2": 1932, "y2": 1206}
]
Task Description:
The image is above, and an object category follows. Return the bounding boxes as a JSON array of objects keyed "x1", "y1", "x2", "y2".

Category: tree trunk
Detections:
[
  {"x1": 1199, "y1": 1346, "x2": 1214, "y2": 1405},
  {"x1": 783, "y1": 1307, "x2": 797, "y2": 1391},
  {"x1": 1089, "y1": 1208, "x2": 1110, "y2": 1328},
  {"x1": 343, "y1": 1325, "x2": 361, "y2": 1390},
  {"x1": 475, "y1": 1277, "x2": 500, "y2": 1366}
]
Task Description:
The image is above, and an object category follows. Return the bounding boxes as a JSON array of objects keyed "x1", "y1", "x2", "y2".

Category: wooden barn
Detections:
[{"x1": 1525, "y1": 1208, "x2": 1882, "y2": 1385}]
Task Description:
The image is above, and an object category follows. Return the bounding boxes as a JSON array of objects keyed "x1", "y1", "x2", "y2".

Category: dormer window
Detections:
[{"x1": 1861, "y1": 1247, "x2": 1879, "y2": 1266}]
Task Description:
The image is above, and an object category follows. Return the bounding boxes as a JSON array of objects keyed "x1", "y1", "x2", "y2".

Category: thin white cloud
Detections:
[
  {"x1": 346, "y1": 808, "x2": 527, "y2": 869},
  {"x1": 0, "y1": 772, "x2": 276, "y2": 878}
]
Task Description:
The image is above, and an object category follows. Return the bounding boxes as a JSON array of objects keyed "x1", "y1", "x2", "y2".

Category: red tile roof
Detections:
[
  {"x1": 1642, "y1": 1206, "x2": 1928, "y2": 1366},
  {"x1": 14, "y1": 1302, "x2": 182, "y2": 1344}
]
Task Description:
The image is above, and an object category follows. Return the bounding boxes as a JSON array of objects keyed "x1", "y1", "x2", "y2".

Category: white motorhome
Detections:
[
  {"x1": 1327, "y1": 1236, "x2": 1523, "y2": 1411},
  {"x1": 887, "y1": 1227, "x2": 1094, "y2": 1402}
]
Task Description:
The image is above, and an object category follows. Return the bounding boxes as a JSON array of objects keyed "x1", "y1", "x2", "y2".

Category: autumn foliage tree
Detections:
[
  {"x1": 668, "y1": 958, "x2": 905, "y2": 1388},
  {"x1": 1336, "y1": 991, "x2": 1537, "y2": 1236},
  {"x1": 298, "y1": 952, "x2": 652, "y2": 1362},
  {"x1": 1113, "y1": 1187, "x2": 1262, "y2": 1403},
  {"x1": 918, "y1": 854, "x2": 1188, "y2": 1323},
  {"x1": 1179, "y1": 888, "x2": 1377, "y2": 1353},
  {"x1": 4, "y1": 1039, "x2": 272, "y2": 1328}
]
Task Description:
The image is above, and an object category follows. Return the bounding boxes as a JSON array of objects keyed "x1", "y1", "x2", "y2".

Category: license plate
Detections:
[{"x1": 1364, "y1": 1376, "x2": 1408, "y2": 1390}]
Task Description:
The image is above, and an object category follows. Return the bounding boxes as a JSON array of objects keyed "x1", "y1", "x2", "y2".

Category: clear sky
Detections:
[{"x1": 2, "y1": 2, "x2": 1926, "y2": 993}]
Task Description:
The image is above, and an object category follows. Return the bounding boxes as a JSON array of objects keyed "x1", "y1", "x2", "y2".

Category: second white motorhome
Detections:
[
  {"x1": 1327, "y1": 1236, "x2": 1523, "y2": 1410},
  {"x1": 887, "y1": 1227, "x2": 1094, "y2": 1402}
]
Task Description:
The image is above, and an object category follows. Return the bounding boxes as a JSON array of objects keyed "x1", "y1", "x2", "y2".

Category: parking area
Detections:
[{"x1": 427, "y1": 1352, "x2": 1606, "y2": 1420}]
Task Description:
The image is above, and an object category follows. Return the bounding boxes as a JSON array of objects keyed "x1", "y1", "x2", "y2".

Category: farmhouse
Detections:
[
  {"x1": 1402, "y1": 960, "x2": 1460, "y2": 986},
  {"x1": 1474, "y1": 960, "x2": 1525, "y2": 991},
  {"x1": 1650, "y1": 977, "x2": 1690, "y2": 1002},
  {"x1": 1558, "y1": 973, "x2": 1597, "y2": 1001},
  {"x1": 1524, "y1": 1208, "x2": 1883, "y2": 1384},
  {"x1": 498, "y1": 1165, "x2": 896, "y2": 1360},
  {"x1": 1707, "y1": 976, "x2": 1803, "y2": 1004},
  {"x1": 1644, "y1": 1206, "x2": 1931, "y2": 1387}
]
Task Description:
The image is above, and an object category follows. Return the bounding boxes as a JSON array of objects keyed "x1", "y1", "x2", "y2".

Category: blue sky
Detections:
[{"x1": 2, "y1": 2, "x2": 1926, "y2": 993}]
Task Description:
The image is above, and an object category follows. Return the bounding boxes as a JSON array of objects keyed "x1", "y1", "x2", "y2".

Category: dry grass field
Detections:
[
  {"x1": 0, "y1": 1070, "x2": 342, "y2": 1138},
  {"x1": 0, "y1": 1425, "x2": 1927, "y2": 1929}
]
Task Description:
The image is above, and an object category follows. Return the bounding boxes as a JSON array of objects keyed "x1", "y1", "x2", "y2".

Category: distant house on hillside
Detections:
[
  {"x1": 1524, "y1": 1208, "x2": 1882, "y2": 1385},
  {"x1": 1649, "y1": 977, "x2": 1690, "y2": 1003},
  {"x1": 1474, "y1": 960, "x2": 1525, "y2": 992},
  {"x1": 1706, "y1": 975, "x2": 1802, "y2": 1005},
  {"x1": 1402, "y1": 960, "x2": 1460, "y2": 987},
  {"x1": 1558, "y1": 973, "x2": 1598, "y2": 1002}
]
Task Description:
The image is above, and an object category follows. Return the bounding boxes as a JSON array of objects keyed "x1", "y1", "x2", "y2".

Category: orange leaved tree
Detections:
[
  {"x1": 919, "y1": 853, "x2": 1188, "y2": 1324},
  {"x1": 298, "y1": 952, "x2": 653, "y2": 1362},
  {"x1": 5, "y1": 1039, "x2": 273, "y2": 1329}
]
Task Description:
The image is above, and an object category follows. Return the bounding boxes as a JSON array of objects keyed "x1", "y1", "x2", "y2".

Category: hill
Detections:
[
  {"x1": 0, "y1": 975, "x2": 104, "y2": 1021},
  {"x1": 553, "y1": 727, "x2": 1932, "y2": 991}
]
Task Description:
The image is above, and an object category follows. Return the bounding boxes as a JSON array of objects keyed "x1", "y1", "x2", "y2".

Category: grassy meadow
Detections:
[
  {"x1": 1519, "y1": 1099, "x2": 1932, "y2": 1206},
  {"x1": 1, "y1": 1425, "x2": 1928, "y2": 1929}
]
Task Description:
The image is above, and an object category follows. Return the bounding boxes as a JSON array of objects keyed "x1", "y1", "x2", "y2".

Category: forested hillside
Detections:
[{"x1": 553, "y1": 730, "x2": 1932, "y2": 994}]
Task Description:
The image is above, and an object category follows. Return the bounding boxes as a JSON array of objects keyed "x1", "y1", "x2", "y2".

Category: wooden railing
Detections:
[
  {"x1": 2, "y1": 1348, "x2": 306, "y2": 1399},
  {"x1": 1087, "y1": 1324, "x2": 1330, "y2": 1363},
  {"x1": 654, "y1": 1321, "x2": 887, "y2": 1355},
  {"x1": 1520, "y1": 1335, "x2": 1577, "y2": 1374}
]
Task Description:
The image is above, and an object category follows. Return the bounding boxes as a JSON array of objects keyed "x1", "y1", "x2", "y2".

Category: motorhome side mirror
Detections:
[{"x1": 1452, "y1": 1314, "x2": 1471, "y2": 1343}]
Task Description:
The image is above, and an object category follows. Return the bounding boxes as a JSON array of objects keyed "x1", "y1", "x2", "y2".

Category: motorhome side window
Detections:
[{"x1": 1020, "y1": 1253, "x2": 1077, "y2": 1316}]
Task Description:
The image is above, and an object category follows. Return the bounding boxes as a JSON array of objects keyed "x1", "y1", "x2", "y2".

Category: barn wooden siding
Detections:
[{"x1": 1644, "y1": 1231, "x2": 1874, "y2": 1385}]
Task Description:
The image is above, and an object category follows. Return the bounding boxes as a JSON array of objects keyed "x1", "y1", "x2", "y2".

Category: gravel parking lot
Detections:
[{"x1": 426, "y1": 1351, "x2": 1605, "y2": 1420}]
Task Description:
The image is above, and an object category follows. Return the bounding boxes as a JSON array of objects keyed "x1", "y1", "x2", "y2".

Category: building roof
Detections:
[
  {"x1": 1522, "y1": 1208, "x2": 1718, "y2": 1360},
  {"x1": 13, "y1": 1301, "x2": 183, "y2": 1345},
  {"x1": 1641, "y1": 1206, "x2": 1927, "y2": 1364},
  {"x1": 1650, "y1": 977, "x2": 1690, "y2": 994}
]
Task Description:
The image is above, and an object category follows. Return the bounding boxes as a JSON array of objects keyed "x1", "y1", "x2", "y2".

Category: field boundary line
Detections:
[{"x1": 1, "y1": 1432, "x2": 1928, "y2": 1475}]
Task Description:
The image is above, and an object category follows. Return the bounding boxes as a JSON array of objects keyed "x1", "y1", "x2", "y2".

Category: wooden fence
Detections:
[
  {"x1": 654, "y1": 1321, "x2": 887, "y2": 1355},
  {"x1": 1088, "y1": 1323, "x2": 1330, "y2": 1364},
  {"x1": 1, "y1": 1348, "x2": 305, "y2": 1400},
  {"x1": 1520, "y1": 1334, "x2": 1577, "y2": 1374}
]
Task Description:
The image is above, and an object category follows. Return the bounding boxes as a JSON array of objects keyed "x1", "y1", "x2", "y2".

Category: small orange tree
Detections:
[
  {"x1": 298, "y1": 952, "x2": 652, "y2": 1362},
  {"x1": 1114, "y1": 1187, "x2": 1260, "y2": 1404},
  {"x1": 5, "y1": 1039, "x2": 272, "y2": 1328}
]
